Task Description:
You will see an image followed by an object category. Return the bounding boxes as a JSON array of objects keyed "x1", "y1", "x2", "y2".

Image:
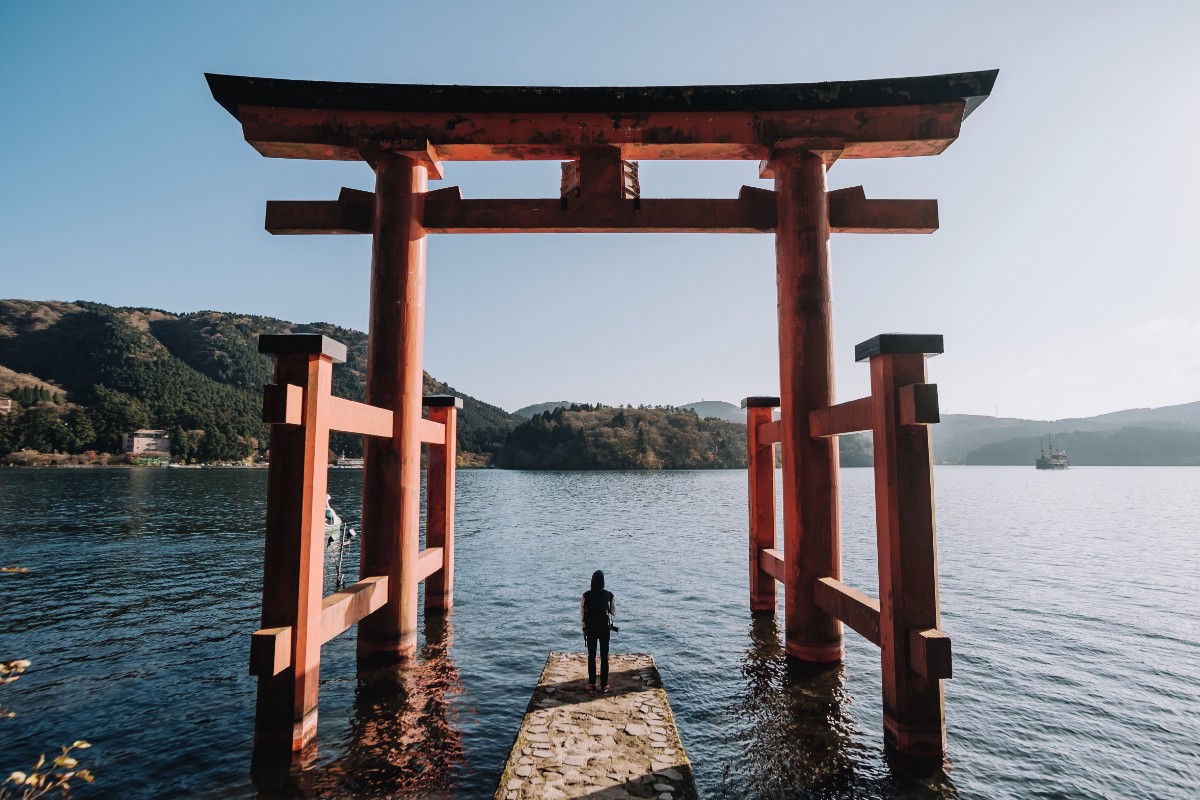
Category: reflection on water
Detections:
[
  {"x1": 255, "y1": 614, "x2": 463, "y2": 799},
  {"x1": 724, "y1": 617, "x2": 957, "y2": 800}
]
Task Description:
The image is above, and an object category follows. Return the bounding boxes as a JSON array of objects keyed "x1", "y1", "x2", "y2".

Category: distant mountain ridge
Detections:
[
  {"x1": 514, "y1": 401, "x2": 579, "y2": 418},
  {"x1": 933, "y1": 402, "x2": 1200, "y2": 463},
  {"x1": 964, "y1": 426, "x2": 1200, "y2": 466},
  {"x1": 513, "y1": 396, "x2": 1200, "y2": 466},
  {"x1": 679, "y1": 400, "x2": 744, "y2": 423}
]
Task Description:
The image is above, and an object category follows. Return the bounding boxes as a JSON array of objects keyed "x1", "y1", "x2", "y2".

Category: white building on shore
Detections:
[{"x1": 123, "y1": 429, "x2": 171, "y2": 458}]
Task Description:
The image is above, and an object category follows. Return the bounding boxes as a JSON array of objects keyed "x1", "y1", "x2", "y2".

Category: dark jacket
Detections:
[{"x1": 580, "y1": 589, "x2": 615, "y2": 635}]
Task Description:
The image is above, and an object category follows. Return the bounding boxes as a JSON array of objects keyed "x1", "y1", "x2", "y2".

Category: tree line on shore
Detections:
[
  {"x1": 496, "y1": 404, "x2": 746, "y2": 469},
  {"x1": 495, "y1": 404, "x2": 875, "y2": 470}
]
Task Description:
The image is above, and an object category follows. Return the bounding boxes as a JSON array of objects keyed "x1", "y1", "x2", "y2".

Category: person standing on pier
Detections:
[{"x1": 581, "y1": 570, "x2": 616, "y2": 692}]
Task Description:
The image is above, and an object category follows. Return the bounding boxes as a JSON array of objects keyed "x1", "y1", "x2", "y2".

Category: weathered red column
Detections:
[
  {"x1": 359, "y1": 152, "x2": 429, "y2": 661},
  {"x1": 743, "y1": 396, "x2": 779, "y2": 615},
  {"x1": 424, "y1": 395, "x2": 460, "y2": 612},
  {"x1": 861, "y1": 333, "x2": 947, "y2": 761},
  {"x1": 773, "y1": 148, "x2": 843, "y2": 662},
  {"x1": 254, "y1": 334, "x2": 342, "y2": 759}
]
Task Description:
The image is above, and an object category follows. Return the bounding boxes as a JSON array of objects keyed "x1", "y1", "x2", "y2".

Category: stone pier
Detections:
[{"x1": 494, "y1": 652, "x2": 699, "y2": 800}]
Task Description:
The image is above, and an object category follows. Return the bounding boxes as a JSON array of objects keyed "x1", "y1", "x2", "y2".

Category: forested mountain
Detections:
[
  {"x1": 496, "y1": 404, "x2": 746, "y2": 469},
  {"x1": 0, "y1": 300, "x2": 520, "y2": 463},
  {"x1": 495, "y1": 403, "x2": 874, "y2": 470}
]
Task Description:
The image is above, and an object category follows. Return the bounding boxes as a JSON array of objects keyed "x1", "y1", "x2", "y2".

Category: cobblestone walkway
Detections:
[{"x1": 494, "y1": 652, "x2": 698, "y2": 800}]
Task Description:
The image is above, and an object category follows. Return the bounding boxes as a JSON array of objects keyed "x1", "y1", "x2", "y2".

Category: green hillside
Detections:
[{"x1": 0, "y1": 300, "x2": 519, "y2": 463}]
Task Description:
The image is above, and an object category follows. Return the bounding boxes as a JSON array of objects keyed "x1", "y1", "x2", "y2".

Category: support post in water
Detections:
[
  {"x1": 424, "y1": 394, "x2": 461, "y2": 612},
  {"x1": 359, "y1": 151, "x2": 429, "y2": 662},
  {"x1": 254, "y1": 334, "x2": 343, "y2": 760},
  {"x1": 772, "y1": 146, "x2": 844, "y2": 663},
  {"x1": 743, "y1": 395, "x2": 780, "y2": 615},
  {"x1": 860, "y1": 333, "x2": 948, "y2": 761}
]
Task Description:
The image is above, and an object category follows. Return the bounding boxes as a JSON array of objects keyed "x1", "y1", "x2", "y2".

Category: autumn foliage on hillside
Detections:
[{"x1": 496, "y1": 404, "x2": 748, "y2": 470}]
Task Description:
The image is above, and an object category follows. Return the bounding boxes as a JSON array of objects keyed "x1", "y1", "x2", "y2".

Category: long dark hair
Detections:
[{"x1": 590, "y1": 570, "x2": 605, "y2": 592}]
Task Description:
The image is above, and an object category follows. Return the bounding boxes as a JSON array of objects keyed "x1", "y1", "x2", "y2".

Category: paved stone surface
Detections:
[{"x1": 493, "y1": 652, "x2": 699, "y2": 800}]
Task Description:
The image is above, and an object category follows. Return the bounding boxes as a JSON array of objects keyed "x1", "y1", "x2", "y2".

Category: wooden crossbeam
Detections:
[
  {"x1": 419, "y1": 418, "x2": 446, "y2": 445},
  {"x1": 814, "y1": 577, "x2": 881, "y2": 646},
  {"x1": 233, "y1": 101, "x2": 968, "y2": 163},
  {"x1": 422, "y1": 187, "x2": 776, "y2": 234},
  {"x1": 321, "y1": 576, "x2": 389, "y2": 645},
  {"x1": 266, "y1": 186, "x2": 373, "y2": 234},
  {"x1": 760, "y1": 548, "x2": 786, "y2": 583},
  {"x1": 827, "y1": 186, "x2": 938, "y2": 234},
  {"x1": 809, "y1": 396, "x2": 873, "y2": 438},
  {"x1": 266, "y1": 184, "x2": 935, "y2": 235},
  {"x1": 328, "y1": 396, "x2": 393, "y2": 438},
  {"x1": 262, "y1": 384, "x2": 393, "y2": 438},
  {"x1": 415, "y1": 547, "x2": 444, "y2": 582},
  {"x1": 813, "y1": 578, "x2": 952, "y2": 679},
  {"x1": 249, "y1": 575, "x2": 389, "y2": 677}
]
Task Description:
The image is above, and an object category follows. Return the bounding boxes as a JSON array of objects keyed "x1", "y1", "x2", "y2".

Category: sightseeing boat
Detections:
[{"x1": 1035, "y1": 437, "x2": 1070, "y2": 470}]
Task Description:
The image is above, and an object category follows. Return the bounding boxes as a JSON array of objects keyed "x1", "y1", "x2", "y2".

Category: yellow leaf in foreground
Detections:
[
  {"x1": 54, "y1": 755, "x2": 77, "y2": 768},
  {"x1": 72, "y1": 741, "x2": 92, "y2": 749},
  {"x1": 6, "y1": 771, "x2": 26, "y2": 784}
]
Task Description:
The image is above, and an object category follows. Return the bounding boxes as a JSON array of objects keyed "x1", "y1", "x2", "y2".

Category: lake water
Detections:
[{"x1": 0, "y1": 467, "x2": 1197, "y2": 799}]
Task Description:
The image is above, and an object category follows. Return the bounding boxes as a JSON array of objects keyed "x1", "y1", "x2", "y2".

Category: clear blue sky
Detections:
[{"x1": 3, "y1": 1, "x2": 1198, "y2": 419}]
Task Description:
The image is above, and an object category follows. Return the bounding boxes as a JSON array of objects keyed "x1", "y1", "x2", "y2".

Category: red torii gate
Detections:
[{"x1": 207, "y1": 69, "x2": 996, "y2": 765}]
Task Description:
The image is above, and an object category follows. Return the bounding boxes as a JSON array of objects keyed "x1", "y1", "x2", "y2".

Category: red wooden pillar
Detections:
[
  {"x1": 359, "y1": 152, "x2": 429, "y2": 662},
  {"x1": 424, "y1": 395, "x2": 460, "y2": 612},
  {"x1": 860, "y1": 333, "x2": 947, "y2": 761},
  {"x1": 743, "y1": 396, "x2": 779, "y2": 615},
  {"x1": 773, "y1": 148, "x2": 843, "y2": 662},
  {"x1": 254, "y1": 334, "x2": 344, "y2": 759}
]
